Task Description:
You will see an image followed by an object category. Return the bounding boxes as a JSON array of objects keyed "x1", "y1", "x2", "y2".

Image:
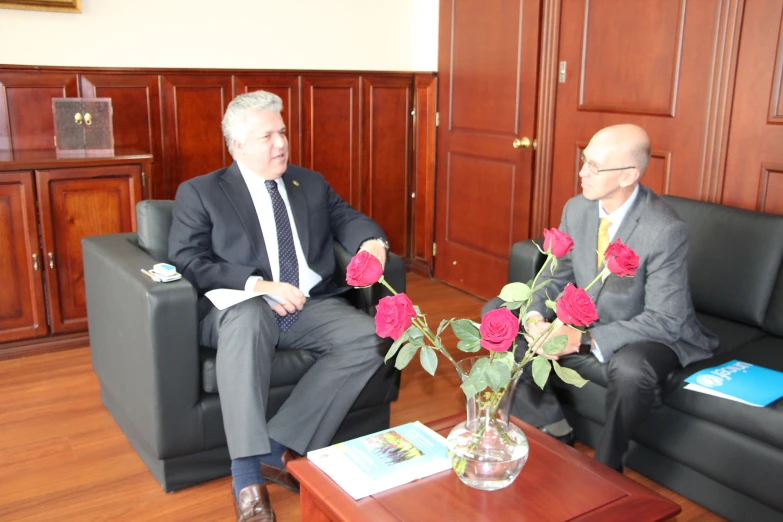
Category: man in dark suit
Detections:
[
  {"x1": 169, "y1": 90, "x2": 389, "y2": 521},
  {"x1": 485, "y1": 124, "x2": 718, "y2": 472}
]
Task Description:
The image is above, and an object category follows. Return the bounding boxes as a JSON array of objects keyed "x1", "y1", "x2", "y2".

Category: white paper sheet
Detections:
[{"x1": 205, "y1": 289, "x2": 285, "y2": 311}]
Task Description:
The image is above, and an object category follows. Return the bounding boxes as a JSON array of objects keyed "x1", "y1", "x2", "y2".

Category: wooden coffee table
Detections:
[{"x1": 287, "y1": 414, "x2": 681, "y2": 521}]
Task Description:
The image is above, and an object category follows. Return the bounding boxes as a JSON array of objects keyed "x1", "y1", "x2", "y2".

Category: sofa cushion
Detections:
[
  {"x1": 695, "y1": 313, "x2": 767, "y2": 356},
  {"x1": 663, "y1": 196, "x2": 783, "y2": 327},
  {"x1": 765, "y1": 266, "x2": 783, "y2": 337},
  {"x1": 136, "y1": 200, "x2": 175, "y2": 262},
  {"x1": 663, "y1": 336, "x2": 783, "y2": 450}
]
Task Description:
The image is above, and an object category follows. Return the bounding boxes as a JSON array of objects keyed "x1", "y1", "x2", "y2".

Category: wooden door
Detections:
[
  {"x1": 434, "y1": 0, "x2": 541, "y2": 299},
  {"x1": 0, "y1": 171, "x2": 47, "y2": 344},
  {"x1": 161, "y1": 74, "x2": 232, "y2": 197},
  {"x1": 234, "y1": 74, "x2": 302, "y2": 166},
  {"x1": 301, "y1": 76, "x2": 361, "y2": 209},
  {"x1": 723, "y1": 0, "x2": 783, "y2": 214},
  {"x1": 549, "y1": 0, "x2": 742, "y2": 226},
  {"x1": 36, "y1": 165, "x2": 142, "y2": 334}
]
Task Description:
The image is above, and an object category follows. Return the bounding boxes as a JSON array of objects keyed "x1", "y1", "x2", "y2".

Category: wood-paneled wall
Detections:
[{"x1": 0, "y1": 66, "x2": 437, "y2": 260}]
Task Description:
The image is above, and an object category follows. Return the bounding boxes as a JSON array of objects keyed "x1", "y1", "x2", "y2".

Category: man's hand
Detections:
[
  {"x1": 253, "y1": 280, "x2": 306, "y2": 316},
  {"x1": 524, "y1": 315, "x2": 583, "y2": 359},
  {"x1": 359, "y1": 239, "x2": 388, "y2": 268}
]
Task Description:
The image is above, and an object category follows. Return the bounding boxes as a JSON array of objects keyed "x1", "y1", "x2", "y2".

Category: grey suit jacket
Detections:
[
  {"x1": 532, "y1": 185, "x2": 718, "y2": 366},
  {"x1": 169, "y1": 162, "x2": 385, "y2": 320}
]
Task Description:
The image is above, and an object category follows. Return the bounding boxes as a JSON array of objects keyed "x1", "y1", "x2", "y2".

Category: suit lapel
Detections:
[
  {"x1": 219, "y1": 162, "x2": 273, "y2": 277},
  {"x1": 583, "y1": 202, "x2": 600, "y2": 277},
  {"x1": 282, "y1": 172, "x2": 310, "y2": 259}
]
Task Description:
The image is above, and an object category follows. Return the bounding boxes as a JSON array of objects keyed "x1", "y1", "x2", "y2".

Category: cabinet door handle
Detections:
[
  {"x1": 32, "y1": 253, "x2": 39, "y2": 271},
  {"x1": 48, "y1": 252, "x2": 55, "y2": 269}
]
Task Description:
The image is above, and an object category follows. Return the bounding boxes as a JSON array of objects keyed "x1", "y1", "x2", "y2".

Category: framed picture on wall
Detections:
[{"x1": 0, "y1": 0, "x2": 81, "y2": 13}]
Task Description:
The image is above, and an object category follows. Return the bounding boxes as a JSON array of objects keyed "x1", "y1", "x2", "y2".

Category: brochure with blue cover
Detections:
[
  {"x1": 684, "y1": 360, "x2": 783, "y2": 407},
  {"x1": 306, "y1": 421, "x2": 451, "y2": 499}
]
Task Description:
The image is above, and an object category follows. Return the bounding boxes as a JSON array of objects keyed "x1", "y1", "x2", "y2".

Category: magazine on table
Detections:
[
  {"x1": 684, "y1": 359, "x2": 783, "y2": 407},
  {"x1": 306, "y1": 421, "x2": 452, "y2": 499}
]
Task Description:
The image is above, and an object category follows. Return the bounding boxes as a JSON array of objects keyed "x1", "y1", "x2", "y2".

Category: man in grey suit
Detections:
[
  {"x1": 487, "y1": 124, "x2": 718, "y2": 472},
  {"x1": 169, "y1": 90, "x2": 389, "y2": 521}
]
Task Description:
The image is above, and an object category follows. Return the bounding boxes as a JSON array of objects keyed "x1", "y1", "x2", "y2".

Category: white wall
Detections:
[{"x1": 0, "y1": 0, "x2": 438, "y2": 71}]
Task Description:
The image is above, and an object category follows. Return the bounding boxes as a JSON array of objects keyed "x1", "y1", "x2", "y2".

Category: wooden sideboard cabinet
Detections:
[{"x1": 0, "y1": 149, "x2": 150, "y2": 359}]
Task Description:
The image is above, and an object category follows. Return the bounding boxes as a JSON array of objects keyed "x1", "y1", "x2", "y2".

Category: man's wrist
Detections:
[{"x1": 362, "y1": 237, "x2": 390, "y2": 252}]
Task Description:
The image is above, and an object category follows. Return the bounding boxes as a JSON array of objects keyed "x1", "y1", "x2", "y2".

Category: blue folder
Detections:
[{"x1": 684, "y1": 360, "x2": 783, "y2": 407}]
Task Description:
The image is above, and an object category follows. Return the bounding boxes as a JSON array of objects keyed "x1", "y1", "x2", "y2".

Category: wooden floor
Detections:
[{"x1": 0, "y1": 273, "x2": 724, "y2": 521}]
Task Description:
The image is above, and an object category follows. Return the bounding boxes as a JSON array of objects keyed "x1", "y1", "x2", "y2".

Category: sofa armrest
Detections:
[
  {"x1": 508, "y1": 238, "x2": 546, "y2": 284},
  {"x1": 334, "y1": 243, "x2": 407, "y2": 315},
  {"x1": 82, "y1": 233, "x2": 204, "y2": 459}
]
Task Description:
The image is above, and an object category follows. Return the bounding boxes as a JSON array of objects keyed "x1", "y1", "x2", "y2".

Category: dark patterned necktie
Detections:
[{"x1": 265, "y1": 180, "x2": 299, "y2": 331}]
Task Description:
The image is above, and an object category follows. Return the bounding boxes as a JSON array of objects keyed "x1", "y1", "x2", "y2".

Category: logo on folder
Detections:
[{"x1": 696, "y1": 374, "x2": 724, "y2": 388}]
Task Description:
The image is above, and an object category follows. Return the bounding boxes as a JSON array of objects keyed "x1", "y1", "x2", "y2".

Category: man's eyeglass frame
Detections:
[{"x1": 580, "y1": 154, "x2": 635, "y2": 175}]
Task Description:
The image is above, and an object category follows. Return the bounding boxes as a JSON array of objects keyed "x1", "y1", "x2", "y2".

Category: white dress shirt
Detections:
[{"x1": 237, "y1": 161, "x2": 322, "y2": 300}]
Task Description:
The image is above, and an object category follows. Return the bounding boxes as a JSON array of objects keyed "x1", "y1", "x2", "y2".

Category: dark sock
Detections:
[
  {"x1": 258, "y1": 438, "x2": 286, "y2": 468},
  {"x1": 231, "y1": 455, "x2": 264, "y2": 500}
]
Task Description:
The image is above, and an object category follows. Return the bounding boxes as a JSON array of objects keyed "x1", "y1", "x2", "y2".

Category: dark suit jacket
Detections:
[
  {"x1": 169, "y1": 162, "x2": 385, "y2": 320},
  {"x1": 532, "y1": 184, "x2": 718, "y2": 366}
]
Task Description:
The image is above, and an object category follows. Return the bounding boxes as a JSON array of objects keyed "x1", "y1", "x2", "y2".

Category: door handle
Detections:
[{"x1": 512, "y1": 137, "x2": 531, "y2": 149}]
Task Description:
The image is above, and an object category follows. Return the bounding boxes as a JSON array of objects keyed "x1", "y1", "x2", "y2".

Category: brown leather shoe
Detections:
[
  {"x1": 261, "y1": 449, "x2": 301, "y2": 492},
  {"x1": 234, "y1": 484, "x2": 276, "y2": 522}
]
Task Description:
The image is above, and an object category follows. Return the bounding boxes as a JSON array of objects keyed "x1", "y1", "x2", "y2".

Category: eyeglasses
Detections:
[{"x1": 580, "y1": 154, "x2": 635, "y2": 176}]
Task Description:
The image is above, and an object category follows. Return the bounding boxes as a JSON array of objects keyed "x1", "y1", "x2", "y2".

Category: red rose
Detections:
[
  {"x1": 479, "y1": 308, "x2": 519, "y2": 352},
  {"x1": 375, "y1": 293, "x2": 417, "y2": 340},
  {"x1": 346, "y1": 250, "x2": 384, "y2": 287},
  {"x1": 603, "y1": 238, "x2": 639, "y2": 277},
  {"x1": 555, "y1": 284, "x2": 599, "y2": 327},
  {"x1": 543, "y1": 228, "x2": 574, "y2": 258}
]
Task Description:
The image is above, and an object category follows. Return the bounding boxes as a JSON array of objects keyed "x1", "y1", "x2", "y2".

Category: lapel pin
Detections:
[{"x1": 293, "y1": 180, "x2": 300, "y2": 187}]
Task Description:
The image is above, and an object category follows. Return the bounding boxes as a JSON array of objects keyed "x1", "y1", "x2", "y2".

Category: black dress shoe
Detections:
[
  {"x1": 234, "y1": 484, "x2": 276, "y2": 522},
  {"x1": 541, "y1": 428, "x2": 576, "y2": 447},
  {"x1": 261, "y1": 449, "x2": 300, "y2": 492}
]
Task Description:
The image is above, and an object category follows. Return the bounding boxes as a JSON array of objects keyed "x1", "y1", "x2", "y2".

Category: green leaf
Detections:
[
  {"x1": 486, "y1": 360, "x2": 511, "y2": 391},
  {"x1": 550, "y1": 257, "x2": 559, "y2": 274},
  {"x1": 394, "y1": 343, "x2": 419, "y2": 370},
  {"x1": 408, "y1": 335, "x2": 424, "y2": 347},
  {"x1": 500, "y1": 301, "x2": 524, "y2": 310},
  {"x1": 545, "y1": 299, "x2": 557, "y2": 312},
  {"x1": 419, "y1": 346, "x2": 438, "y2": 376},
  {"x1": 499, "y1": 282, "x2": 531, "y2": 303},
  {"x1": 413, "y1": 305, "x2": 422, "y2": 316},
  {"x1": 531, "y1": 356, "x2": 551, "y2": 390},
  {"x1": 457, "y1": 339, "x2": 481, "y2": 352},
  {"x1": 451, "y1": 319, "x2": 480, "y2": 344},
  {"x1": 384, "y1": 330, "x2": 409, "y2": 363},
  {"x1": 408, "y1": 326, "x2": 424, "y2": 340},
  {"x1": 542, "y1": 334, "x2": 567, "y2": 355},
  {"x1": 493, "y1": 351, "x2": 515, "y2": 371},
  {"x1": 436, "y1": 318, "x2": 454, "y2": 337},
  {"x1": 552, "y1": 360, "x2": 589, "y2": 387}
]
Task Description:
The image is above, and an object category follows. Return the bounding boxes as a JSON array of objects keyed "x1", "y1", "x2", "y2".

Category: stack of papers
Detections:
[
  {"x1": 684, "y1": 360, "x2": 783, "y2": 407},
  {"x1": 307, "y1": 421, "x2": 452, "y2": 499}
]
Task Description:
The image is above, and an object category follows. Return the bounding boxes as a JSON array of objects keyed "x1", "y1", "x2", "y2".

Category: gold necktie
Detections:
[{"x1": 597, "y1": 217, "x2": 612, "y2": 268}]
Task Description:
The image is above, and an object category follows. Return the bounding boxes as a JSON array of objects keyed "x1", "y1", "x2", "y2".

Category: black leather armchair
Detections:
[{"x1": 82, "y1": 200, "x2": 403, "y2": 492}]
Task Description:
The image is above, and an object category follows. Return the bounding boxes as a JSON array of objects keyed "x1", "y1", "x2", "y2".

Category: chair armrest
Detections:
[
  {"x1": 508, "y1": 238, "x2": 546, "y2": 283},
  {"x1": 82, "y1": 233, "x2": 204, "y2": 459},
  {"x1": 334, "y1": 243, "x2": 407, "y2": 315}
]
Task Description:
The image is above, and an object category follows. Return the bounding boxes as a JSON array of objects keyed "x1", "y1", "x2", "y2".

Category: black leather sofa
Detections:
[
  {"x1": 82, "y1": 200, "x2": 403, "y2": 492},
  {"x1": 508, "y1": 196, "x2": 783, "y2": 522}
]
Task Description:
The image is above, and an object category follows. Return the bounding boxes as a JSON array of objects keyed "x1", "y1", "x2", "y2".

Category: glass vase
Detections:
[{"x1": 446, "y1": 356, "x2": 529, "y2": 491}]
